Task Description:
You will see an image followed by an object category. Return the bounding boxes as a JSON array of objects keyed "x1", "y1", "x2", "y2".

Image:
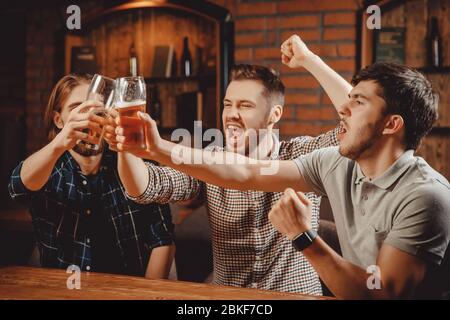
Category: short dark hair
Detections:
[
  {"x1": 352, "y1": 62, "x2": 438, "y2": 150},
  {"x1": 229, "y1": 64, "x2": 285, "y2": 107}
]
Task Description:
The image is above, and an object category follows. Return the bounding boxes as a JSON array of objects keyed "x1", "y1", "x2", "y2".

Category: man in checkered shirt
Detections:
[
  {"x1": 109, "y1": 35, "x2": 351, "y2": 294},
  {"x1": 8, "y1": 74, "x2": 175, "y2": 278}
]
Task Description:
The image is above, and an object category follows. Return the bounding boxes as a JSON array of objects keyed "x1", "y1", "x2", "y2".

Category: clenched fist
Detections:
[
  {"x1": 280, "y1": 34, "x2": 315, "y2": 69},
  {"x1": 268, "y1": 188, "x2": 313, "y2": 240}
]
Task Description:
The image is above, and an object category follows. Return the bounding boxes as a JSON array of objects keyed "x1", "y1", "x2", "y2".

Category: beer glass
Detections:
[
  {"x1": 78, "y1": 74, "x2": 116, "y2": 150},
  {"x1": 114, "y1": 76, "x2": 147, "y2": 149}
]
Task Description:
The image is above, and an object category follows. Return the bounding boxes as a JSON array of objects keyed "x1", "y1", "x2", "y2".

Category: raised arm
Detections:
[
  {"x1": 115, "y1": 113, "x2": 311, "y2": 193},
  {"x1": 19, "y1": 101, "x2": 103, "y2": 191},
  {"x1": 103, "y1": 109, "x2": 150, "y2": 198},
  {"x1": 104, "y1": 115, "x2": 204, "y2": 204},
  {"x1": 116, "y1": 152, "x2": 149, "y2": 198},
  {"x1": 281, "y1": 34, "x2": 353, "y2": 110}
]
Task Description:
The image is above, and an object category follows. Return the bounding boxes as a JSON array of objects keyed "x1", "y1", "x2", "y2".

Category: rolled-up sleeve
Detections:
[
  {"x1": 127, "y1": 161, "x2": 204, "y2": 205},
  {"x1": 146, "y1": 203, "x2": 175, "y2": 249},
  {"x1": 8, "y1": 161, "x2": 38, "y2": 205}
]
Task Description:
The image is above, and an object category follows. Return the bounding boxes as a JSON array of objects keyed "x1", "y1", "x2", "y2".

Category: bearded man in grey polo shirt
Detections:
[{"x1": 115, "y1": 59, "x2": 450, "y2": 299}]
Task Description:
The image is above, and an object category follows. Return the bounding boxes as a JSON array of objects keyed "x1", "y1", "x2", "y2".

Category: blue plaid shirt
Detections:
[{"x1": 8, "y1": 150, "x2": 174, "y2": 276}]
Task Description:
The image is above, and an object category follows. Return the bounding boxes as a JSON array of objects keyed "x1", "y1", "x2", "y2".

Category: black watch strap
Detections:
[{"x1": 292, "y1": 229, "x2": 318, "y2": 252}]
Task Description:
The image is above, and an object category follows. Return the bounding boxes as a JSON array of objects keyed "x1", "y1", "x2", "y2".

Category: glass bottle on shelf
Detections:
[
  {"x1": 181, "y1": 37, "x2": 192, "y2": 77},
  {"x1": 427, "y1": 17, "x2": 442, "y2": 68},
  {"x1": 129, "y1": 42, "x2": 138, "y2": 76}
]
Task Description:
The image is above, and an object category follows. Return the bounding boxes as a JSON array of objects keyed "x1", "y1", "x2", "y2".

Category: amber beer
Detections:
[
  {"x1": 116, "y1": 100, "x2": 147, "y2": 148},
  {"x1": 115, "y1": 76, "x2": 147, "y2": 148},
  {"x1": 78, "y1": 74, "x2": 116, "y2": 150},
  {"x1": 83, "y1": 107, "x2": 108, "y2": 150}
]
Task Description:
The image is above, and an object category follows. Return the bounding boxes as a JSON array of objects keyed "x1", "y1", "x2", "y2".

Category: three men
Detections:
[
  {"x1": 114, "y1": 36, "x2": 450, "y2": 298},
  {"x1": 10, "y1": 34, "x2": 450, "y2": 299}
]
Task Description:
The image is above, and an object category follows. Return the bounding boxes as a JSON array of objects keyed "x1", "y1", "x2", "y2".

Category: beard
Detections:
[
  {"x1": 338, "y1": 119, "x2": 384, "y2": 160},
  {"x1": 72, "y1": 140, "x2": 106, "y2": 157},
  {"x1": 57, "y1": 120, "x2": 106, "y2": 157},
  {"x1": 225, "y1": 123, "x2": 247, "y2": 155}
]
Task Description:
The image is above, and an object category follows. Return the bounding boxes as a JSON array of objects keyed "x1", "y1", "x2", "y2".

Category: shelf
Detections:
[
  {"x1": 62, "y1": 0, "x2": 233, "y2": 131},
  {"x1": 430, "y1": 127, "x2": 450, "y2": 135},
  {"x1": 417, "y1": 66, "x2": 450, "y2": 74},
  {"x1": 144, "y1": 74, "x2": 215, "y2": 84}
]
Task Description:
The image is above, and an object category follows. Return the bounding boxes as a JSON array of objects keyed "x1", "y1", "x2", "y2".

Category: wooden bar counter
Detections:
[{"x1": 0, "y1": 266, "x2": 331, "y2": 300}]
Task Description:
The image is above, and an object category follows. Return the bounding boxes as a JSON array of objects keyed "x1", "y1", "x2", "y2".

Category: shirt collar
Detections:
[
  {"x1": 62, "y1": 148, "x2": 115, "y2": 175},
  {"x1": 62, "y1": 151, "x2": 79, "y2": 171},
  {"x1": 355, "y1": 150, "x2": 415, "y2": 189}
]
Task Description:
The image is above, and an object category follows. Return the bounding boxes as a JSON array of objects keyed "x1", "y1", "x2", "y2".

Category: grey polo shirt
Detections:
[{"x1": 293, "y1": 147, "x2": 450, "y2": 297}]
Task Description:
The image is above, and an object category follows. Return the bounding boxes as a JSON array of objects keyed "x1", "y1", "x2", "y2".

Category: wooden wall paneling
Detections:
[
  {"x1": 137, "y1": 8, "x2": 217, "y2": 79},
  {"x1": 442, "y1": 0, "x2": 450, "y2": 66},
  {"x1": 90, "y1": 24, "x2": 105, "y2": 76},
  {"x1": 428, "y1": 0, "x2": 450, "y2": 66},
  {"x1": 133, "y1": 10, "x2": 145, "y2": 77},
  {"x1": 405, "y1": 0, "x2": 428, "y2": 67},
  {"x1": 64, "y1": 35, "x2": 85, "y2": 74},
  {"x1": 64, "y1": 4, "x2": 225, "y2": 136},
  {"x1": 417, "y1": 133, "x2": 450, "y2": 178},
  {"x1": 80, "y1": 7, "x2": 217, "y2": 79},
  {"x1": 427, "y1": 73, "x2": 450, "y2": 127},
  {"x1": 380, "y1": 3, "x2": 405, "y2": 27}
]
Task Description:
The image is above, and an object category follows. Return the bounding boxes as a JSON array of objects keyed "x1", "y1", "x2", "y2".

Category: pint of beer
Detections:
[
  {"x1": 78, "y1": 74, "x2": 116, "y2": 151},
  {"x1": 115, "y1": 76, "x2": 147, "y2": 149},
  {"x1": 116, "y1": 100, "x2": 146, "y2": 148}
]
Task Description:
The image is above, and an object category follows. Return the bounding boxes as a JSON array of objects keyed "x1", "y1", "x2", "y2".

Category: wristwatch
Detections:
[{"x1": 292, "y1": 229, "x2": 318, "y2": 252}]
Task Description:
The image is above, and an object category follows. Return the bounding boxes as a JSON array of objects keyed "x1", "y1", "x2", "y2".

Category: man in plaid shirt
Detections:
[
  {"x1": 109, "y1": 35, "x2": 351, "y2": 293},
  {"x1": 9, "y1": 74, "x2": 175, "y2": 278}
]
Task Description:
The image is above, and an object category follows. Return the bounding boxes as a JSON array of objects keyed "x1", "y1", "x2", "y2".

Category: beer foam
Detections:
[{"x1": 115, "y1": 100, "x2": 146, "y2": 109}]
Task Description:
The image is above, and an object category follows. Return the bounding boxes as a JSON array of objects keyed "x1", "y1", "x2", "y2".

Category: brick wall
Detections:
[
  {"x1": 210, "y1": 0, "x2": 361, "y2": 139},
  {"x1": 25, "y1": 2, "x2": 101, "y2": 154},
  {"x1": 25, "y1": 9, "x2": 60, "y2": 153},
  {"x1": 23, "y1": 0, "x2": 361, "y2": 154}
]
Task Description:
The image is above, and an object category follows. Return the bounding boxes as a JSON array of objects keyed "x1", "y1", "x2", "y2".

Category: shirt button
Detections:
[
  {"x1": 86, "y1": 238, "x2": 90, "y2": 244},
  {"x1": 86, "y1": 266, "x2": 91, "y2": 271},
  {"x1": 361, "y1": 209, "x2": 365, "y2": 216},
  {"x1": 82, "y1": 180, "x2": 87, "y2": 185},
  {"x1": 86, "y1": 209, "x2": 91, "y2": 215}
]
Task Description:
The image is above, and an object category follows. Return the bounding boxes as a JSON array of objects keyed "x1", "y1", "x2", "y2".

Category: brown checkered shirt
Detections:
[{"x1": 130, "y1": 127, "x2": 339, "y2": 294}]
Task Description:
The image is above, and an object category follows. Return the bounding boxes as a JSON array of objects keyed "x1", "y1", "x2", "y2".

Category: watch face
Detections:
[{"x1": 292, "y1": 230, "x2": 317, "y2": 251}]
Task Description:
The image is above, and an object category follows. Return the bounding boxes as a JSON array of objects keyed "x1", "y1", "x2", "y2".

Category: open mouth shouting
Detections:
[
  {"x1": 337, "y1": 120, "x2": 348, "y2": 141},
  {"x1": 225, "y1": 122, "x2": 246, "y2": 147}
]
